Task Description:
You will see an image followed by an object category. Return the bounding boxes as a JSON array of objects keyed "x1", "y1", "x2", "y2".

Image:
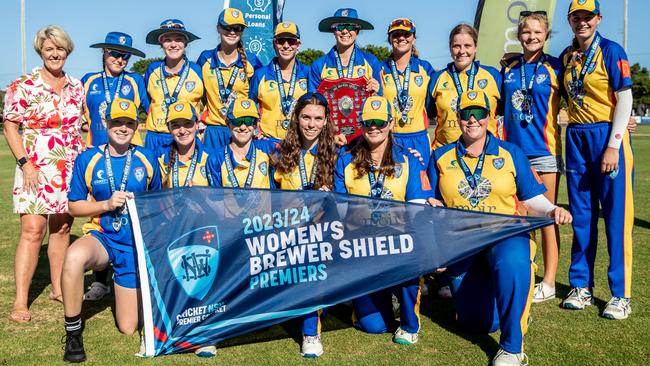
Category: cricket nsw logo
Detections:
[{"x1": 167, "y1": 226, "x2": 220, "y2": 300}]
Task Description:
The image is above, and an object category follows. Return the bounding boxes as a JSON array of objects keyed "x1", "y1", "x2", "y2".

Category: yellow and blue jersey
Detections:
[
  {"x1": 428, "y1": 62, "x2": 502, "y2": 148},
  {"x1": 273, "y1": 145, "x2": 325, "y2": 190},
  {"x1": 501, "y1": 55, "x2": 563, "y2": 157},
  {"x1": 197, "y1": 46, "x2": 262, "y2": 126},
  {"x1": 333, "y1": 146, "x2": 431, "y2": 201},
  {"x1": 82, "y1": 71, "x2": 149, "y2": 147},
  {"x1": 155, "y1": 141, "x2": 216, "y2": 188},
  {"x1": 379, "y1": 57, "x2": 435, "y2": 134},
  {"x1": 68, "y1": 145, "x2": 162, "y2": 252},
  {"x1": 144, "y1": 60, "x2": 204, "y2": 133},
  {"x1": 427, "y1": 133, "x2": 545, "y2": 215},
  {"x1": 308, "y1": 46, "x2": 383, "y2": 94},
  {"x1": 206, "y1": 139, "x2": 276, "y2": 188},
  {"x1": 560, "y1": 33, "x2": 633, "y2": 124},
  {"x1": 248, "y1": 58, "x2": 310, "y2": 139}
]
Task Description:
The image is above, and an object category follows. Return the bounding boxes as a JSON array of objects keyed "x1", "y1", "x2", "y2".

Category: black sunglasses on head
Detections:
[
  {"x1": 106, "y1": 50, "x2": 131, "y2": 60},
  {"x1": 519, "y1": 10, "x2": 547, "y2": 19}
]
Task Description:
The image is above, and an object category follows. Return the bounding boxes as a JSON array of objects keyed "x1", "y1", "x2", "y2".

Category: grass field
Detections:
[{"x1": 0, "y1": 127, "x2": 648, "y2": 365}]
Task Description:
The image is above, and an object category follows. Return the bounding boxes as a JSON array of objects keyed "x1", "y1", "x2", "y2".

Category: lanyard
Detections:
[
  {"x1": 101, "y1": 71, "x2": 125, "y2": 106},
  {"x1": 224, "y1": 145, "x2": 256, "y2": 188},
  {"x1": 455, "y1": 134, "x2": 490, "y2": 194},
  {"x1": 298, "y1": 150, "x2": 318, "y2": 190},
  {"x1": 451, "y1": 61, "x2": 477, "y2": 100},
  {"x1": 215, "y1": 56, "x2": 240, "y2": 104},
  {"x1": 569, "y1": 33, "x2": 601, "y2": 94},
  {"x1": 172, "y1": 147, "x2": 199, "y2": 188},
  {"x1": 159, "y1": 59, "x2": 190, "y2": 119},
  {"x1": 273, "y1": 60, "x2": 298, "y2": 117},
  {"x1": 520, "y1": 54, "x2": 545, "y2": 95},
  {"x1": 389, "y1": 58, "x2": 411, "y2": 111},
  {"x1": 334, "y1": 47, "x2": 356, "y2": 79},
  {"x1": 368, "y1": 166, "x2": 386, "y2": 198},
  {"x1": 103, "y1": 145, "x2": 132, "y2": 195}
]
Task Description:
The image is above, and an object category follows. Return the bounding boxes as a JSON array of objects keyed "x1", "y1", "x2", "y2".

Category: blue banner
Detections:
[
  {"x1": 226, "y1": 0, "x2": 284, "y2": 66},
  {"x1": 129, "y1": 187, "x2": 552, "y2": 356}
]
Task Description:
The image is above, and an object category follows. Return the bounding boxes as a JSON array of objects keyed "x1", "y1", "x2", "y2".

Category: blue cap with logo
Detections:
[
  {"x1": 146, "y1": 19, "x2": 200, "y2": 45},
  {"x1": 90, "y1": 32, "x2": 145, "y2": 58},
  {"x1": 318, "y1": 8, "x2": 374, "y2": 32}
]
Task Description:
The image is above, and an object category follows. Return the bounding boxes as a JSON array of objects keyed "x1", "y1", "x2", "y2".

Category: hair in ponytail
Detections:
[{"x1": 236, "y1": 40, "x2": 249, "y2": 75}]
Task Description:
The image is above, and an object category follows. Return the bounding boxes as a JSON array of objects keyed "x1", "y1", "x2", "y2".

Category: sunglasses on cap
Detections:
[
  {"x1": 459, "y1": 107, "x2": 489, "y2": 121},
  {"x1": 161, "y1": 22, "x2": 185, "y2": 29},
  {"x1": 389, "y1": 18, "x2": 415, "y2": 30},
  {"x1": 221, "y1": 24, "x2": 245, "y2": 33},
  {"x1": 274, "y1": 37, "x2": 299, "y2": 46},
  {"x1": 361, "y1": 119, "x2": 389, "y2": 128},
  {"x1": 332, "y1": 23, "x2": 360, "y2": 32},
  {"x1": 229, "y1": 116, "x2": 258, "y2": 127},
  {"x1": 519, "y1": 10, "x2": 547, "y2": 19},
  {"x1": 106, "y1": 50, "x2": 131, "y2": 60}
]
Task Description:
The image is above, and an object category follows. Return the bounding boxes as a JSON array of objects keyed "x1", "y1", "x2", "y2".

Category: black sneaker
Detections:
[{"x1": 63, "y1": 332, "x2": 87, "y2": 363}]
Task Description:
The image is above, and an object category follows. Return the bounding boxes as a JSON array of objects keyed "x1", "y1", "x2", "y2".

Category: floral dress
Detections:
[{"x1": 3, "y1": 68, "x2": 85, "y2": 214}]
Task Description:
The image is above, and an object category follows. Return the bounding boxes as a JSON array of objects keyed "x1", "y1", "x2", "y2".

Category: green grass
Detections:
[{"x1": 1, "y1": 127, "x2": 649, "y2": 365}]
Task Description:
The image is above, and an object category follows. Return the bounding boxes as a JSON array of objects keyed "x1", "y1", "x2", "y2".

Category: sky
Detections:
[{"x1": 1, "y1": 0, "x2": 648, "y2": 88}]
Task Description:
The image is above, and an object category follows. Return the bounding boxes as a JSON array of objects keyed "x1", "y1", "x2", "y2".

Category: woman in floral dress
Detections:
[{"x1": 3, "y1": 25, "x2": 85, "y2": 322}]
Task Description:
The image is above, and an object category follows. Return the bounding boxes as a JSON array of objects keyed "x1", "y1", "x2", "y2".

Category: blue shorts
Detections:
[
  {"x1": 393, "y1": 130, "x2": 432, "y2": 166},
  {"x1": 203, "y1": 125, "x2": 231, "y2": 149},
  {"x1": 144, "y1": 131, "x2": 173, "y2": 152},
  {"x1": 90, "y1": 231, "x2": 139, "y2": 289}
]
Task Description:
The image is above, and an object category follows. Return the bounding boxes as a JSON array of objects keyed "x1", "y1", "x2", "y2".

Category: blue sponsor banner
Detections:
[
  {"x1": 129, "y1": 187, "x2": 552, "y2": 356},
  {"x1": 226, "y1": 0, "x2": 284, "y2": 65}
]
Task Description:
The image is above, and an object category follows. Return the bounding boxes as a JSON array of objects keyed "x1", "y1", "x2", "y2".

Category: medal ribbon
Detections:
[
  {"x1": 519, "y1": 54, "x2": 545, "y2": 115},
  {"x1": 335, "y1": 47, "x2": 356, "y2": 79},
  {"x1": 172, "y1": 147, "x2": 199, "y2": 188},
  {"x1": 273, "y1": 60, "x2": 298, "y2": 117},
  {"x1": 104, "y1": 145, "x2": 133, "y2": 195},
  {"x1": 101, "y1": 71, "x2": 125, "y2": 111},
  {"x1": 455, "y1": 134, "x2": 490, "y2": 193},
  {"x1": 367, "y1": 166, "x2": 386, "y2": 198},
  {"x1": 451, "y1": 61, "x2": 477, "y2": 101},
  {"x1": 224, "y1": 145, "x2": 257, "y2": 188},
  {"x1": 389, "y1": 58, "x2": 411, "y2": 113},
  {"x1": 159, "y1": 58, "x2": 190, "y2": 116},
  {"x1": 298, "y1": 150, "x2": 318, "y2": 190},
  {"x1": 569, "y1": 33, "x2": 601, "y2": 97}
]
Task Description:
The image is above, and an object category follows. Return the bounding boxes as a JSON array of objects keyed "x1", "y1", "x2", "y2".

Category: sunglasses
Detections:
[
  {"x1": 332, "y1": 24, "x2": 360, "y2": 32},
  {"x1": 222, "y1": 24, "x2": 245, "y2": 33},
  {"x1": 161, "y1": 22, "x2": 185, "y2": 29},
  {"x1": 389, "y1": 18, "x2": 415, "y2": 30},
  {"x1": 459, "y1": 107, "x2": 489, "y2": 121},
  {"x1": 274, "y1": 37, "x2": 299, "y2": 46},
  {"x1": 390, "y1": 31, "x2": 413, "y2": 39},
  {"x1": 229, "y1": 116, "x2": 258, "y2": 127},
  {"x1": 361, "y1": 119, "x2": 389, "y2": 128},
  {"x1": 106, "y1": 50, "x2": 131, "y2": 60},
  {"x1": 519, "y1": 10, "x2": 547, "y2": 18}
]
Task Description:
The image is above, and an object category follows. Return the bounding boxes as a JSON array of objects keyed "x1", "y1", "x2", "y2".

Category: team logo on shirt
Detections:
[
  {"x1": 492, "y1": 158, "x2": 505, "y2": 170},
  {"x1": 357, "y1": 68, "x2": 365, "y2": 77},
  {"x1": 239, "y1": 71, "x2": 247, "y2": 81},
  {"x1": 91, "y1": 83, "x2": 100, "y2": 93},
  {"x1": 536, "y1": 74, "x2": 548, "y2": 84},
  {"x1": 134, "y1": 167, "x2": 145, "y2": 182},
  {"x1": 299, "y1": 80, "x2": 307, "y2": 90},
  {"x1": 121, "y1": 84, "x2": 132, "y2": 95},
  {"x1": 185, "y1": 81, "x2": 196, "y2": 92},
  {"x1": 394, "y1": 164, "x2": 403, "y2": 178},
  {"x1": 477, "y1": 79, "x2": 488, "y2": 89},
  {"x1": 258, "y1": 162, "x2": 268, "y2": 176},
  {"x1": 167, "y1": 226, "x2": 221, "y2": 300},
  {"x1": 414, "y1": 75, "x2": 423, "y2": 87},
  {"x1": 505, "y1": 72, "x2": 516, "y2": 83},
  {"x1": 96, "y1": 169, "x2": 105, "y2": 180}
]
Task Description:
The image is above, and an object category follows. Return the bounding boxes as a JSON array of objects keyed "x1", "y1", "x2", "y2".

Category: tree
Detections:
[
  {"x1": 631, "y1": 63, "x2": 650, "y2": 114},
  {"x1": 360, "y1": 45, "x2": 391, "y2": 62},
  {"x1": 297, "y1": 49, "x2": 325, "y2": 66},
  {"x1": 130, "y1": 58, "x2": 163, "y2": 75}
]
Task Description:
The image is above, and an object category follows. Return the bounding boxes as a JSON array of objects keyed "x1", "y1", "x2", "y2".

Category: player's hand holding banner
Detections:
[{"x1": 128, "y1": 187, "x2": 551, "y2": 356}]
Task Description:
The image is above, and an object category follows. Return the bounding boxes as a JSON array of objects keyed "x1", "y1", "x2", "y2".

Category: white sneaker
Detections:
[
  {"x1": 195, "y1": 344, "x2": 217, "y2": 358},
  {"x1": 83, "y1": 282, "x2": 110, "y2": 301},
  {"x1": 492, "y1": 348, "x2": 528, "y2": 366},
  {"x1": 437, "y1": 285, "x2": 452, "y2": 299},
  {"x1": 532, "y1": 282, "x2": 556, "y2": 303},
  {"x1": 134, "y1": 335, "x2": 151, "y2": 358},
  {"x1": 301, "y1": 335, "x2": 323, "y2": 358},
  {"x1": 602, "y1": 297, "x2": 631, "y2": 320},
  {"x1": 393, "y1": 327, "x2": 418, "y2": 345},
  {"x1": 561, "y1": 287, "x2": 593, "y2": 310}
]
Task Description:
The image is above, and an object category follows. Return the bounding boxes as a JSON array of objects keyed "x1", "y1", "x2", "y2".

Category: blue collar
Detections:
[
  {"x1": 160, "y1": 57, "x2": 189, "y2": 77},
  {"x1": 446, "y1": 60, "x2": 481, "y2": 75},
  {"x1": 211, "y1": 45, "x2": 245, "y2": 69},
  {"x1": 456, "y1": 132, "x2": 499, "y2": 156},
  {"x1": 227, "y1": 141, "x2": 256, "y2": 168},
  {"x1": 164, "y1": 139, "x2": 204, "y2": 165},
  {"x1": 326, "y1": 45, "x2": 360, "y2": 66}
]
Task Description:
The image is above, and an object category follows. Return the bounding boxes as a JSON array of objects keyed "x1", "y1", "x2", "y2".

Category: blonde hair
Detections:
[
  {"x1": 33, "y1": 25, "x2": 74, "y2": 55},
  {"x1": 518, "y1": 14, "x2": 550, "y2": 40},
  {"x1": 448, "y1": 23, "x2": 478, "y2": 48}
]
